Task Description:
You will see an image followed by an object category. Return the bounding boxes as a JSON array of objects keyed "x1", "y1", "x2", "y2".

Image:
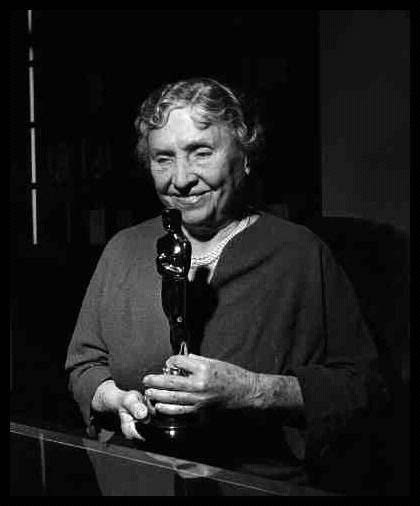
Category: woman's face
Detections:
[{"x1": 147, "y1": 107, "x2": 245, "y2": 236}]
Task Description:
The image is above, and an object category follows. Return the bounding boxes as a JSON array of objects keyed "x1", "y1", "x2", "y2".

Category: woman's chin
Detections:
[
  {"x1": 181, "y1": 214, "x2": 217, "y2": 238},
  {"x1": 179, "y1": 207, "x2": 211, "y2": 226},
  {"x1": 182, "y1": 214, "x2": 235, "y2": 241}
]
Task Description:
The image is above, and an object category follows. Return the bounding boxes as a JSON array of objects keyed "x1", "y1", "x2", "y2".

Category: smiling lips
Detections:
[{"x1": 172, "y1": 192, "x2": 208, "y2": 207}]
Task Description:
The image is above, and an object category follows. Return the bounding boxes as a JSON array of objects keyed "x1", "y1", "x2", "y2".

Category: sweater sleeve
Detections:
[
  {"x1": 290, "y1": 240, "x2": 387, "y2": 461},
  {"x1": 65, "y1": 243, "x2": 115, "y2": 429}
]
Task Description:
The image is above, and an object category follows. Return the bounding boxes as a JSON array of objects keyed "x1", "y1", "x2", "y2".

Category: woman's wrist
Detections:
[{"x1": 247, "y1": 372, "x2": 304, "y2": 412}]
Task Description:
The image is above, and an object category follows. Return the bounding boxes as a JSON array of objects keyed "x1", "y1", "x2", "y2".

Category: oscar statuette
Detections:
[{"x1": 139, "y1": 208, "x2": 202, "y2": 450}]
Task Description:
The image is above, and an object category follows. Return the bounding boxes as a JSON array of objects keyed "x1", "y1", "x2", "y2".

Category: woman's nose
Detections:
[{"x1": 172, "y1": 159, "x2": 197, "y2": 191}]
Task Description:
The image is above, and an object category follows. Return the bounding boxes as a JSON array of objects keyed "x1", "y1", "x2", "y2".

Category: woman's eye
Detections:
[
  {"x1": 156, "y1": 157, "x2": 172, "y2": 165},
  {"x1": 195, "y1": 150, "x2": 212, "y2": 158}
]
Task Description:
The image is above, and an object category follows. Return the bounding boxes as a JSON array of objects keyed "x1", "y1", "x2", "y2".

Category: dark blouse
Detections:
[{"x1": 65, "y1": 211, "x2": 384, "y2": 481}]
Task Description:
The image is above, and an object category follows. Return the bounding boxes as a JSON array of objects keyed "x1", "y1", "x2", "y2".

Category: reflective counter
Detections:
[{"x1": 10, "y1": 421, "x2": 338, "y2": 496}]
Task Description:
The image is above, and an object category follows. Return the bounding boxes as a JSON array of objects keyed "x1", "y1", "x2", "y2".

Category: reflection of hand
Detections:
[
  {"x1": 158, "y1": 253, "x2": 184, "y2": 276},
  {"x1": 146, "y1": 453, "x2": 219, "y2": 479},
  {"x1": 142, "y1": 354, "x2": 258, "y2": 416}
]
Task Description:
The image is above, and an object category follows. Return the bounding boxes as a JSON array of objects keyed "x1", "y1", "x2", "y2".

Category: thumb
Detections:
[
  {"x1": 132, "y1": 401, "x2": 148, "y2": 420},
  {"x1": 124, "y1": 391, "x2": 149, "y2": 420},
  {"x1": 166, "y1": 354, "x2": 203, "y2": 373}
]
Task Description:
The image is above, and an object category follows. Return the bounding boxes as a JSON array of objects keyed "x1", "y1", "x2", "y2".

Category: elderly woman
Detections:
[{"x1": 65, "y1": 78, "x2": 384, "y2": 486}]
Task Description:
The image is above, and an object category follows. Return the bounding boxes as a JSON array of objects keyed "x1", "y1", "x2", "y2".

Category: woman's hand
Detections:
[
  {"x1": 142, "y1": 354, "x2": 259, "y2": 416},
  {"x1": 117, "y1": 390, "x2": 150, "y2": 440},
  {"x1": 92, "y1": 380, "x2": 149, "y2": 440}
]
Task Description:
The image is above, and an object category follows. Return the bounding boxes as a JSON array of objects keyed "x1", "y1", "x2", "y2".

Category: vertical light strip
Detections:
[
  {"x1": 30, "y1": 127, "x2": 36, "y2": 184},
  {"x1": 10, "y1": 317, "x2": 12, "y2": 391},
  {"x1": 32, "y1": 188, "x2": 38, "y2": 245},
  {"x1": 28, "y1": 9, "x2": 38, "y2": 245},
  {"x1": 27, "y1": 9, "x2": 33, "y2": 34},
  {"x1": 29, "y1": 46, "x2": 36, "y2": 182},
  {"x1": 29, "y1": 63, "x2": 35, "y2": 123},
  {"x1": 38, "y1": 433, "x2": 47, "y2": 495}
]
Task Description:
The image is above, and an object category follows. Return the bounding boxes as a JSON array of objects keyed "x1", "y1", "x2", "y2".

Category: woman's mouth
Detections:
[{"x1": 172, "y1": 193, "x2": 208, "y2": 207}]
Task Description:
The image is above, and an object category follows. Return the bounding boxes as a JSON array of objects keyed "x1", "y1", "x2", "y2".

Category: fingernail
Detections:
[{"x1": 135, "y1": 405, "x2": 147, "y2": 419}]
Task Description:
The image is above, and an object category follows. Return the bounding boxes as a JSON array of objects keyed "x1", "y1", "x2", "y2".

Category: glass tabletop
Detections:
[{"x1": 10, "y1": 420, "x2": 339, "y2": 496}]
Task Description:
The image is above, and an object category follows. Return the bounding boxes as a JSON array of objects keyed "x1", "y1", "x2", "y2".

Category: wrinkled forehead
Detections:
[
  {"x1": 168, "y1": 106, "x2": 239, "y2": 146},
  {"x1": 148, "y1": 106, "x2": 230, "y2": 147},
  {"x1": 164, "y1": 104, "x2": 224, "y2": 131}
]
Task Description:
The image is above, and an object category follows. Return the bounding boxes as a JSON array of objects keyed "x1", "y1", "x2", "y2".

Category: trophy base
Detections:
[{"x1": 136, "y1": 412, "x2": 204, "y2": 457}]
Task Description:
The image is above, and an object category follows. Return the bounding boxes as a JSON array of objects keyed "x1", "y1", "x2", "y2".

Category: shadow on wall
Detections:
[
  {"x1": 305, "y1": 216, "x2": 409, "y2": 389},
  {"x1": 305, "y1": 215, "x2": 409, "y2": 495}
]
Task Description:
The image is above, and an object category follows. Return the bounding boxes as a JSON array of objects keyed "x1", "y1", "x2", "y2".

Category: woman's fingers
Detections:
[
  {"x1": 154, "y1": 403, "x2": 197, "y2": 416},
  {"x1": 119, "y1": 409, "x2": 145, "y2": 441},
  {"x1": 145, "y1": 388, "x2": 202, "y2": 406},
  {"x1": 165, "y1": 354, "x2": 208, "y2": 373},
  {"x1": 121, "y1": 390, "x2": 149, "y2": 418},
  {"x1": 143, "y1": 373, "x2": 194, "y2": 391},
  {"x1": 118, "y1": 390, "x2": 150, "y2": 440}
]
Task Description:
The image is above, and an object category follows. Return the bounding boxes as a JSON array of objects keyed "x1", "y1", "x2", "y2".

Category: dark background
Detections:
[
  {"x1": 10, "y1": 8, "x2": 319, "y2": 426},
  {"x1": 10, "y1": 10, "x2": 410, "y2": 495}
]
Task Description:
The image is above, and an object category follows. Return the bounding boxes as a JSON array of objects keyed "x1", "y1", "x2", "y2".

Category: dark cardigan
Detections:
[{"x1": 65, "y1": 211, "x2": 383, "y2": 481}]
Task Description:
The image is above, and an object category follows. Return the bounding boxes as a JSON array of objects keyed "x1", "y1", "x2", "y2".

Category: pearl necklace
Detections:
[{"x1": 190, "y1": 215, "x2": 252, "y2": 268}]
